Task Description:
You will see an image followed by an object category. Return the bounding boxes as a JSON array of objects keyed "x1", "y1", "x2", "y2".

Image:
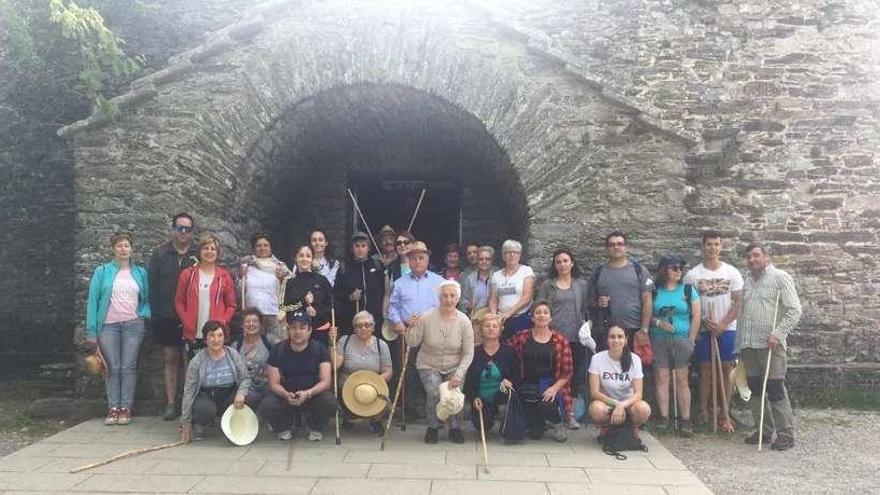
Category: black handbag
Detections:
[
  {"x1": 602, "y1": 420, "x2": 648, "y2": 460},
  {"x1": 500, "y1": 389, "x2": 527, "y2": 442}
]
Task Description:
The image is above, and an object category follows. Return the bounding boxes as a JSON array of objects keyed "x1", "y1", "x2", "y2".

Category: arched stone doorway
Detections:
[{"x1": 240, "y1": 83, "x2": 529, "y2": 263}]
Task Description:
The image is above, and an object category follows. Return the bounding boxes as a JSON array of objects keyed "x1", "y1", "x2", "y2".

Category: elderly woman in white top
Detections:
[
  {"x1": 488, "y1": 239, "x2": 536, "y2": 340},
  {"x1": 406, "y1": 280, "x2": 474, "y2": 444},
  {"x1": 239, "y1": 233, "x2": 291, "y2": 344}
]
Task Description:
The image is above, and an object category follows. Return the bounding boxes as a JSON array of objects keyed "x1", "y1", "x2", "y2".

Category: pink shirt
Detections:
[{"x1": 104, "y1": 267, "x2": 140, "y2": 324}]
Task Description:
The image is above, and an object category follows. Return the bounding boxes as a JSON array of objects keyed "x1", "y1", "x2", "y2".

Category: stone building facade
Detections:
[{"x1": 2, "y1": 0, "x2": 879, "y2": 397}]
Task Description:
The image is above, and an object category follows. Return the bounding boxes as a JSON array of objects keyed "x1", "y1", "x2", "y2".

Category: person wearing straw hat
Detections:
[
  {"x1": 403, "y1": 279, "x2": 474, "y2": 444},
  {"x1": 331, "y1": 310, "x2": 393, "y2": 435},
  {"x1": 464, "y1": 313, "x2": 519, "y2": 434},
  {"x1": 180, "y1": 321, "x2": 250, "y2": 442},
  {"x1": 738, "y1": 243, "x2": 801, "y2": 451},
  {"x1": 372, "y1": 225, "x2": 400, "y2": 268},
  {"x1": 258, "y1": 310, "x2": 335, "y2": 442},
  {"x1": 683, "y1": 230, "x2": 743, "y2": 432},
  {"x1": 86, "y1": 232, "x2": 151, "y2": 426},
  {"x1": 333, "y1": 232, "x2": 388, "y2": 336},
  {"x1": 238, "y1": 232, "x2": 291, "y2": 344}
]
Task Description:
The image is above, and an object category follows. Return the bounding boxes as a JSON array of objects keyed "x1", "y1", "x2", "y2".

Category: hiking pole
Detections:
[
  {"x1": 714, "y1": 335, "x2": 731, "y2": 433},
  {"x1": 70, "y1": 441, "x2": 187, "y2": 473},
  {"x1": 711, "y1": 335, "x2": 718, "y2": 433},
  {"x1": 346, "y1": 188, "x2": 382, "y2": 254},
  {"x1": 758, "y1": 292, "x2": 781, "y2": 452},
  {"x1": 331, "y1": 306, "x2": 341, "y2": 445},
  {"x1": 477, "y1": 402, "x2": 490, "y2": 474},
  {"x1": 407, "y1": 188, "x2": 427, "y2": 233},
  {"x1": 671, "y1": 355, "x2": 678, "y2": 431},
  {"x1": 382, "y1": 333, "x2": 410, "y2": 450},
  {"x1": 400, "y1": 335, "x2": 407, "y2": 431},
  {"x1": 286, "y1": 432, "x2": 294, "y2": 471}
]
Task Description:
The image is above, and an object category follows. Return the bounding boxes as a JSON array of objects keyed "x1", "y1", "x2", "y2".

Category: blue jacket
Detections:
[{"x1": 86, "y1": 261, "x2": 151, "y2": 337}]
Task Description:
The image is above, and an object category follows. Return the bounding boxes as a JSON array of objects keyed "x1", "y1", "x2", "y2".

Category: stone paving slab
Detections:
[{"x1": 0, "y1": 417, "x2": 712, "y2": 494}]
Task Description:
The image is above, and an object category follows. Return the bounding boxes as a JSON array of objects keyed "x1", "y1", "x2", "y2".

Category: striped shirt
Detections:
[{"x1": 736, "y1": 265, "x2": 802, "y2": 351}]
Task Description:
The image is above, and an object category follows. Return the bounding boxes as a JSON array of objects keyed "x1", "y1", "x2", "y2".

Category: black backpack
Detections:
[
  {"x1": 500, "y1": 389, "x2": 527, "y2": 442},
  {"x1": 602, "y1": 421, "x2": 648, "y2": 460}
]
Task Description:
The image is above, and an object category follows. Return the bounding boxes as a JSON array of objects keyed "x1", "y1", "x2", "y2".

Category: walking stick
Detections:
[
  {"x1": 332, "y1": 306, "x2": 341, "y2": 445},
  {"x1": 70, "y1": 441, "x2": 187, "y2": 473},
  {"x1": 407, "y1": 188, "x2": 427, "y2": 233},
  {"x1": 477, "y1": 403, "x2": 490, "y2": 473},
  {"x1": 346, "y1": 188, "x2": 382, "y2": 254},
  {"x1": 286, "y1": 433, "x2": 294, "y2": 471},
  {"x1": 382, "y1": 332, "x2": 410, "y2": 450},
  {"x1": 241, "y1": 270, "x2": 247, "y2": 310},
  {"x1": 711, "y1": 335, "x2": 718, "y2": 433},
  {"x1": 715, "y1": 335, "x2": 731, "y2": 432},
  {"x1": 759, "y1": 292, "x2": 781, "y2": 452},
  {"x1": 400, "y1": 336, "x2": 407, "y2": 431}
]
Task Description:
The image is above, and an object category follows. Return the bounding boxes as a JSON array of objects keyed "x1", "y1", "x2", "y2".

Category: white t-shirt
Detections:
[
  {"x1": 245, "y1": 267, "x2": 279, "y2": 317},
  {"x1": 588, "y1": 350, "x2": 643, "y2": 401},
  {"x1": 197, "y1": 271, "x2": 214, "y2": 339},
  {"x1": 684, "y1": 262, "x2": 744, "y2": 331},
  {"x1": 490, "y1": 265, "x2": 535, "y2": 315}
]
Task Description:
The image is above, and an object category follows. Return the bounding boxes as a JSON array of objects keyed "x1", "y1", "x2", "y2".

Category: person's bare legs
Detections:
[
  {"x1": 673, "y1": 367, "x2": 691, "y2": 421},
  {"x1": 654, "y1": 367, "x2": 670, "y2": 419},
  {"x1": 698, "y1": 362, "x2": 711, "y2": 422},
  {"x1": 628, "y1": 401, "x2": 652, "y2": 426}
]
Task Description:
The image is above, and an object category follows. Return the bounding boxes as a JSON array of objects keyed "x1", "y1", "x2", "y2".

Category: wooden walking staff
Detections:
[
  {"x1": 70, "y1": 441, "x2": 187, "y2": 473},
  {"x1": 406, "y1": 188, "x2": 427, "y2": 233},
  {"x1": 399, "y1": 336, "x2": 407, "y2": 431},
  {"x1": 346, "y1": 188, "x2": 382, "y2": 255},
  {"x1": 381, "y1": 332, "x2": 410, "y2": 450},
  {"x1": 759, "y1": 292, "x2": 781, "y2": 452},
  {"x1": 709, "y1": 302, "x2": 718, "y2": 433},
  {"x1": 477, "y1": 403, "x2": 490, "y2": 473},
  {"x1": 331, "y1": 305, "x2": 341, "y2": 445},
  {"x1": 714, "y1": 333, "x2": 731, "y2": 433}
]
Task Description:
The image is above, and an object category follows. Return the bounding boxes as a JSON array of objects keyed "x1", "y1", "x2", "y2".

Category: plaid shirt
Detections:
[
  {"x1": 737, "y1": 265, "x2": 802, "y2": 351},
  {"x1": 507, "y1": 329, "x2": 574, "y2": 417}
]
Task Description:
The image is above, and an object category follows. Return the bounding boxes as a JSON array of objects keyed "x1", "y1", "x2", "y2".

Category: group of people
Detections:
[{"x1": 86, "y1": 213, "x2": 802, "y2": 451}]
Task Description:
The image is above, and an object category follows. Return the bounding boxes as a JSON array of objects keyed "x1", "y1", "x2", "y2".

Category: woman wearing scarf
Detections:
[{"x1": 239, "y1": 233, "x2": 291, "y2": 344}]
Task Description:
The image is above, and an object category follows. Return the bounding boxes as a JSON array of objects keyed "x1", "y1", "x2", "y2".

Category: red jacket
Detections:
[{"x1": 174, "y1": 265, "x2": 237, "y2": 341}]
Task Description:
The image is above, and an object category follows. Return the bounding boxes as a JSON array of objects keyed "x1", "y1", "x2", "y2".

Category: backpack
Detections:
[
  {"x1": 602, "y1": 421, "x2": 648, "y2": 460},
  {"x1": 652, "y1": 283, "x2": 694, "y2": 307},
  {"x1": 500, "y1": 389, "x2": 527, "y2": 442},
  {"x1": 589, "y1": 259, "x2": 648, "y2": 330}
]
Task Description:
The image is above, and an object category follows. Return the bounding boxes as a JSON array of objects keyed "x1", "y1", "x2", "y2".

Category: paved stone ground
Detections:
[{"x1": 0, "y1": 417, "x2": 710, "y2": 494}]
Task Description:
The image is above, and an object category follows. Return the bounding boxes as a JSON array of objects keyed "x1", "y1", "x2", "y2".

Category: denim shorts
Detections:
[{"x1": 694, "y1": 330, "x2": 737, "y2": 363}]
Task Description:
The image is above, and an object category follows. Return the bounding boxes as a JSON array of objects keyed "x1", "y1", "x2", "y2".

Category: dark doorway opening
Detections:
[{"x1": 349, "y1": 177, "x2": 460, "y2": 263}]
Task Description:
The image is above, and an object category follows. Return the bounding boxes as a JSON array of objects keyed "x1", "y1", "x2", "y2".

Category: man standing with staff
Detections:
[
  {"x1": 738, "y1": 243, "x2": 801, "y2": 451},
  {"x1": 684, "y1": 230, "x2": 743, "y2": 432}
]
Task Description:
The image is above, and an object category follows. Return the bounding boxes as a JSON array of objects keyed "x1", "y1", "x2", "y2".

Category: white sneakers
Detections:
[{"x1": 277, "y1": 429, "x2": 294, "y2": 441}]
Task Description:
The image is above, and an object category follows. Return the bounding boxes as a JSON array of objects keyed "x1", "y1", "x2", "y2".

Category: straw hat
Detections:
[
  {"x1": 436, "y1": 381, "x2": 465, "y2": 421},
  {"x1": 380, "y1": 320, "x2": 398, "y2": 341},
  {"x1": 342, "y1": 370, "x2": 390, "y2": 418},
  {"x1": 730, "y1": 361, "x2": 751, "y2": 401},
  {"x1": 220, "y1": 404, "x2": 259, "y2": 446},
  {"x1": 406, "y1": 241, "x2": 430, "y2": 255},
  {"x1": 84, "y1": 349, "x2": 107, "y2": 378}
]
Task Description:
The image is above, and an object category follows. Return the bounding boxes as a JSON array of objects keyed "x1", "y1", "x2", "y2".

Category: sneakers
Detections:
[
  {"x1": 103, "y1": 407, "x2": 119, "y2": 425},
  {"x1": 424, "y1": 427, "x2": 439, "y2": 444},
  {"x1": 162, "y1": 403, "x2": 177, "y2": 421},
  {"x1": 308, "y1": 430, "x2": 323, "y2": 442},
  {"x1": 565, "y1": 416, "x2": 581, "y2": 430},
  {"x1": 744, "y1": 431, "x2": 772, "y2": 445},
  {"x1": 651, "y1": 416, "x2": 670, "y2": 432},
  {"x1": 449, "y1": 428, "x2": 465, "y2": 444},
  {"x1": 277, "y1": 429, "x2": 294, "y2": 441},
  {"x1": 551, "y1": 423, "x2": 568, "y2": 443},
  {"x1": 116, "y1": 408, "x2": 132, "y2": 425},
  {"x1": 678, "y1": 419, "x2": 694, "y2": 438},
  {"x1": 770, "y1": 435, "x2": 795, "y2": 451}
]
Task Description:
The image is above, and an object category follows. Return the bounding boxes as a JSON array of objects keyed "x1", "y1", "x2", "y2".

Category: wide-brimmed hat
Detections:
[
  {"x1": 351, "y1": 231, "x2": 370, "y2": 242},
  {"x1": 730, "y1": 361, "x2": 751, "y2": 401},
  {"x1": 342, "y1": 370, "x2": 390, "y2": 418},
  {"x1": 84, "y1": 349, "x2": 107, "y2": 378},
  {"x1": 436, "y1": 381, "x2": 465, "y2": 421},
  {"x1": 380, "y1": 320, "x2": 398, "y2": 341},
  {"x1": 406, "y1": 241, "x2": 430, "y2": 256},
  {"x1": 220, "y1": 404, "x2": 259, "y2": 446}
]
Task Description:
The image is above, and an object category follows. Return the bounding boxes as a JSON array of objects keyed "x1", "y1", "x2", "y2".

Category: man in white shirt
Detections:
[{"x1": 683, "y1": 230, "x2": 743, "y2": 432}]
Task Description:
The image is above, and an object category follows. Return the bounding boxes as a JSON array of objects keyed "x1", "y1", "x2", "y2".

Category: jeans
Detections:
[
  {"x1": 258, "y1": 391, "x2": 336, "y2": 432},
  {"x1": 98, "y1": 318, "x2": 145, "y2": 408}
]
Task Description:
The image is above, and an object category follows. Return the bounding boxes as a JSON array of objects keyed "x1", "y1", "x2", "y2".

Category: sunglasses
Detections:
[
  {"x1": 396, "y1": 240, "x2": 411, "y2": 246},
  {"x1": 607, "y1": 241, "x2": 626, "y2": 247},
  {"x1": 354, "y1": 322, "x2": 375, "y2": 328},
  {"x1": 667, "y1": 266, "x2": 682, "y2": 272},
  {"x1": 174, "y1": 225, "x2": 193, "y2": 234}
]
